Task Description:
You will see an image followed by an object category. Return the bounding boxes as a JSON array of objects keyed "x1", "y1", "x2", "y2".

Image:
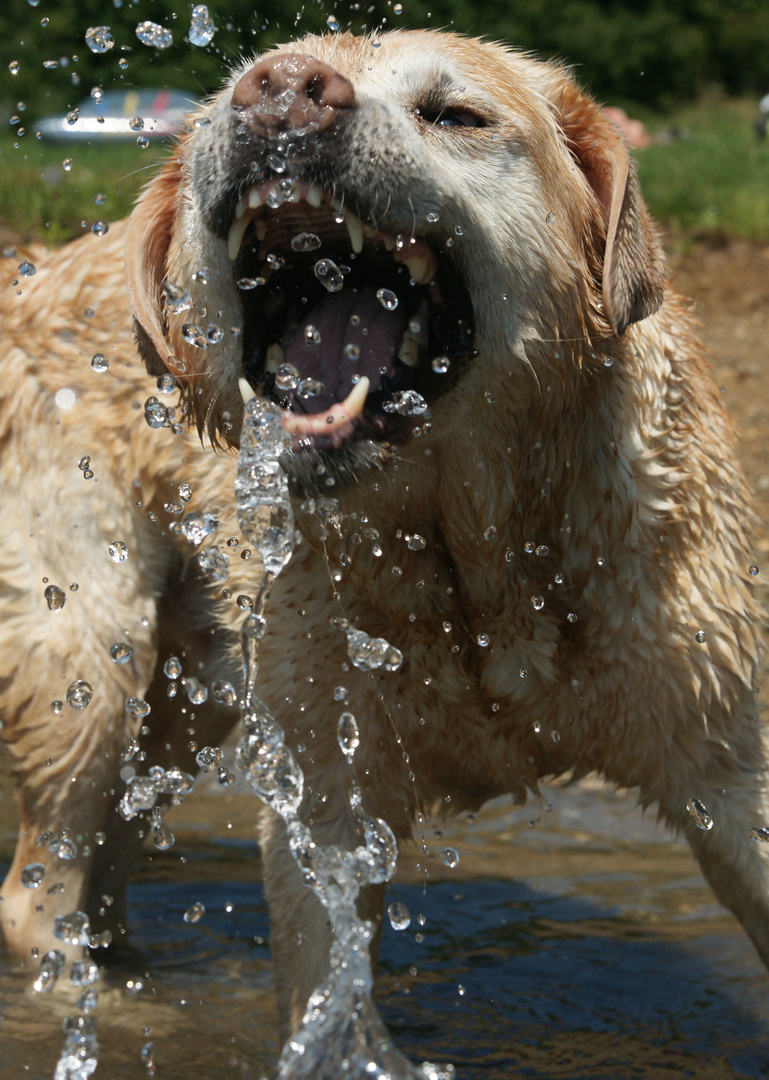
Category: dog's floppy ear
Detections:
[
  {"x1": 124, "y1": 156, "x2": 184, "y2": 374},
  {"x1": 556, "y1": 82, "x2": 666, "y2": 335}
]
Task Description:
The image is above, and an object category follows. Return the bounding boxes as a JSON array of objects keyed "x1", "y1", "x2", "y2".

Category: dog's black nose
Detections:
[{"x1": 232, "y1": 53, "x2": 355, "y2": 136}]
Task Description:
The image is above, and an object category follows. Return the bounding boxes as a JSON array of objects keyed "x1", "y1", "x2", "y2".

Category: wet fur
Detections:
[{"x1": 1, "y1": 29, "x2": 767, "y2": 1056}]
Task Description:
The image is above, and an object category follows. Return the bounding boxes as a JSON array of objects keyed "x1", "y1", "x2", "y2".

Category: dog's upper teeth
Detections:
[
  {"x1": 248, "y1": 187, "x2": 264, "y2": 209},
  {"x1": 398, "y1": 336, "x2": 420, "y2": 367},
  {"x1": 265, "y1": 343, "x2": 285, "y2": 372},
  {"x1": 228, "y1": 215, "x2": 252, "y2": 261},
  {"x1": 307, "y1": 185, "x2": 323, "y2": 208},
  {"x1": 402, "y1": 252, "x2": 437, "y2": 286},
  {"x1": 382, "y1": 236, "x2": 396, "y2": 252},
  {"x1": 238, "y1": 377, "x2": 256, "y2": 404},
  {"x1": 345, "y1": 211, "x2": 364, "y2": 255}
]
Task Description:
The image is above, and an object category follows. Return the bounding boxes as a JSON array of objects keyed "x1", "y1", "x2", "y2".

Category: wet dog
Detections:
[{"x1": 1, "y1": 28, "x2": 766, "y2": 1054}]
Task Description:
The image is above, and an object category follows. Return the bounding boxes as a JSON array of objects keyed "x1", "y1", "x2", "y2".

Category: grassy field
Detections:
[{"x1": 0, "y1": 93, "x2": 767, "y2": 247}]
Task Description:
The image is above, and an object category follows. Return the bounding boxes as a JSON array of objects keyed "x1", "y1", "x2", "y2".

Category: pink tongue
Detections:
[{"x1": 285, "y1": 287, "x2": 407, "y2": 415}]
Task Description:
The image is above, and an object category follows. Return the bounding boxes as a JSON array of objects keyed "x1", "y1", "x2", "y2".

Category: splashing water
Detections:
[{"x1": 234, "y1": 396, "x2": 453, "y2": 1079}]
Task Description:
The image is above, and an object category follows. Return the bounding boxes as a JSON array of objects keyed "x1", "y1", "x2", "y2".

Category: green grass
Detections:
[
  {"x1": 0, "y1": 137, "x2": 167, "y2": 247},
  {"x1": 0, "y1": 94, "x2": 766, "y2": 247},
  {"x1": 635, "y1": 94, "x2": 769, "y2": 244}
]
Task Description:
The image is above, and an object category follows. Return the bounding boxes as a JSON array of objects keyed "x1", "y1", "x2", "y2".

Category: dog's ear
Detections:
[
  {"x1": 556, "y1": 82, "x2": 666, "y2": 335},
  {"x1": 124, "y1": 156, "x2": 184, "y2": 373}
]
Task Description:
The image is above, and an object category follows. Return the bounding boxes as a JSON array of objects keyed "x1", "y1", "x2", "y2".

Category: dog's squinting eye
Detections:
[{"x1": 416, "y1": 106, "x2": 486, "y2": 130}]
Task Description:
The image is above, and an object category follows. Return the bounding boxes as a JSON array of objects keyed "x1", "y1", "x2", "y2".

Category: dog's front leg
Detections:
[{"x1": 260, "y1": 794, "x2": 386, "y2": 1043}]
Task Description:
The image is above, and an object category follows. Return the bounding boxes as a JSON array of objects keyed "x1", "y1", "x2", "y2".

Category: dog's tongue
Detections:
[{"x1": 284, "y1": 287, "x2": 407, "y2": 414}]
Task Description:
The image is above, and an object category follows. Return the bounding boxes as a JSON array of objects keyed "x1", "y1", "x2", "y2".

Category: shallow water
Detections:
[{"x1": 2, "y1": 764, "x2": 768, "y2": 1079}]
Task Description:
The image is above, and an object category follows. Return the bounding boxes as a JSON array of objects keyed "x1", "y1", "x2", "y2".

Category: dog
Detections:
[{"x1": 1, "y1": 28, "x2": 767, "y2": 1058}]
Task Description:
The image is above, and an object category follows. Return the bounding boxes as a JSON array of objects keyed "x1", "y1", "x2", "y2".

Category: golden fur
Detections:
[{"x1": 0, "y1": 29, "x2": 766, "y2": 1054}]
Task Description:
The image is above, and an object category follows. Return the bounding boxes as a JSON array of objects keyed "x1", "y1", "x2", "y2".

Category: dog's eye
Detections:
[{"x1": 416, "y1": 106, "x2": 486, "y2": 130}]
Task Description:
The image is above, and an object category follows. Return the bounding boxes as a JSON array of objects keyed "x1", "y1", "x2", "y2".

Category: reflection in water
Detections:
[{"x1": 2, "y1": 774, "x2": 769, "y2": 1078}]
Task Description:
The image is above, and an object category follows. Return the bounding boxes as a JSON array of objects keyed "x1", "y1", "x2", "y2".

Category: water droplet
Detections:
[
  {"x1": 152, "y1": 821, "x2": 175, "y2": 850},
  {"x1": 750, "y1": 826, "x2": 769, "y2": 843},
  {"x1": 545, "y1": 211, "x2": 556, "y2": 224},
  {"x1": 18, "y1": 259, "x2": 36, "y2": 277},
  {"x1": 198, "y1": 546, "x2": 230, "y2": 581},
  {"x1": 567, "y1": 612, "x2": 578, "y2": 623},
  {"x1": 376, "y1": 288, "x2": 399, "y2": 311},
  {"x1": 476, "y1": 633, "x2": 490, "y2": 647},
  {"x1": 694, "y1": 630, "x2": 707, "y2": 643},
  {"x1": 163, "y1": 656, "x2": 182, "y2": 679},
  {"x1": 686, "y1": 797, "x2": 713, "y2": 831},
  {"x1": 313, "y1": 258, "x2": 344, "y2": 292},
  {"x1": 90, "y1": 220, "x2": 109, "y2": 237},
  {"x1": 184, "y1": 901, "x2": 205, "y2": 924},
  {"x1": 519, "y1": 667, "x2": 528, "y2": 678},
  {"x1": 109, "y1": 540, "x2": 128, "y2": 563},
  {"x1": 749, "y1": 564, "x2": 760, "y2": 576},
  {"x1": 135, "y1": 20, "x2": 173, "y2": 49},
  {"x1": 291, "y1": 231, "x2": 321, "y2": 252},
  {"x1": 44, "y1": 584, "x2": 66, "y2": 611},
  {"x1": 53, "y1": 911, "x2": 91, "y2": 946},
  {"x1": 326, "y1": 14, "x2": 340, "y2": 30},
  {"x1": 346, "y1": 628, "x2": 403, "y2": 672},
  {"x1": 66, "y1": 680, "x2": 92, "y2": 710},
  {"x1": 125, "y1": 697, "x2": 151, "y2": 718},
  {"x1": 524, "y1": 540, "x2": 535, "y2": 554},
  {"x1": 440, "y1": 847, "x2": 459, "y2": 868},
  {"x1": 483, "y1": 525, "x2": 497, "y2": 541},
  {"x1": 382, "y1": 389, "x2": 429, "y2": 416},
  {"x1": 212, "y1": 681, "x2": 237, "y2": 705},
  {"x1": 531, "y1": 595, "x2": 545, "y2": 610},
  {"x1": 90, "y1": 353, "x2": 108, "y2": 373},
  {"x1": 180, "y1": 511, "x2": 219, "y2": 545},
  {"x1": 196, "y1": 746, "x2": 224, "y2": 771},
  {"x1": 85, "y1": 26, "x2": 114, "y2": 53},
  {"x1": 70, "y1": 959, "x2": 99, "y2": 987},
  {"x1": 21, "y1": 862, "x2": 46, "y2": 888},
  {"x1": 109, "y1": 642, "x2": 133, "y2": 665},
  {"x1": 298, "y1": 377, "x2": 325, "y2": 398},
  {"x1": 184, "y1": 677, "x2": 208, "y2": 705},
  {"x1": 188, "y1": 4, "x2": 215, "y2": 46},
  {"x1": 337, "y1": 712, "x2": 360, "y2": 758},
  {"x1": 9, "y1": 61, "x2": 20, "y2": 75},
  {"x1": 388, "y1": 901, "x2": 411, "y2": 930},
  {"x1": 535, "y1": 544, "x2": 549, "y2": 556},
  {"x1": 407, "y1": 534, "x2": 426, "y2": 551},
  {"x1": 33, "y1": 949, "x2": 65, "y2": 993},
  {"x1": 603, "y1": 355, "x2": 614, "y2": 368},
  {"x1": 119, "y1": 775, "x2": 158, "y2": 820}
]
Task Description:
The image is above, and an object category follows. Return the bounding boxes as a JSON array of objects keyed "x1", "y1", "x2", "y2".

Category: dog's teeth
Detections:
[
  {"x1": 265, "y1": 343, "x2": 285, "y2": 373},
  {"x1": 307, "y1": 185, "x2": 323, "y2": 208},
  {"x1": 228, "y1": 215, "x2": 252, "y2": 261},
  {"x1": 398, "y1": 336, "x2": 420, "y2": 367},
  {"x1": 382, "y1": 236, "x2": 396, "y2": 252},
  {"x1": 248, "y1": 187, "x2": 263, "y2": 209},
  {"x1": 238, "y1": 377, "x2": 256, "y2": 404},
  {"x1": 343, "y1": 375, "x2": 370, "y2": 417},
  {"x1": 345, "y1": 212, "x2": 364, "y2": 255},
  {"x1": 255, "y1": 222, "x2": 267, "y2": 242},
  {"x1": 403, "y1": 252, "x2": 437, "y2": 285}
]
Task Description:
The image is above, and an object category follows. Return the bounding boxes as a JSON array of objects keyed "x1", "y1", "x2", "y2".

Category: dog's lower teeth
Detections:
[{"x1": 398, "y1": 336, "x2": 420, "y2": 367}]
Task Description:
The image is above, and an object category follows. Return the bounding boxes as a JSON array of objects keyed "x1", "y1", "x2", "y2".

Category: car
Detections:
[{"x1": 36, "y1": 88, "x2": 194, "y2": 142}]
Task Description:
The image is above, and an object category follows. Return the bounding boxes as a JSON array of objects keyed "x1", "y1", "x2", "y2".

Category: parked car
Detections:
[{"x1": 37, "y1": 88, "x2": 194, "y2": 141}]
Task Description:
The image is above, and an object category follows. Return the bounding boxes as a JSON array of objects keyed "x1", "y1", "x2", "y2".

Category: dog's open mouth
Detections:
[{"x1": 227, "y1": 179, "x2": 475, "y2": 452}]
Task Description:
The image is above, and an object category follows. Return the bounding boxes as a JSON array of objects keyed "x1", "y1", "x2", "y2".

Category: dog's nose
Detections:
[{"x1": 231, "y1": 53, "x2": 355, "y2": 136}]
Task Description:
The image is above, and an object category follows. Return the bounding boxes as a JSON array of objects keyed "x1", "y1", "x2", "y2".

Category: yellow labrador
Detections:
[{"x1": 1, "y1": 29, "x2": 765, "y2": 1052}]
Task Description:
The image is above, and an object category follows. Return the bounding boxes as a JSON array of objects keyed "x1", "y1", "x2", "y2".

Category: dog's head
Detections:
[{"x1": 126, "y1": 30, "x2": 665, "y2": 491}]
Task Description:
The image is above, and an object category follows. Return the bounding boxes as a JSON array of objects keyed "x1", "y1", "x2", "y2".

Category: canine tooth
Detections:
[
  {"x1": 403, "y1": 253, "x2": 435, "y2": 285},
  {"x1": 343, "y1": 375, "x2": 370, "y2": 416},
  {"x1": 307, "y1": 185, "x2": 323, "y2": 208},
  {"x1": 398, "y1": 336, "x2": 420, "y2": 367},
  {"x1": 248, "y1": 187, "x2": 263, "y2": 209},
  {"x1": 265, "y1": 343, "x2": 285, "y2": 373},
  {"x1": 228, "y1": 215, "x2": 252, "y2": 261},
  {"x1": 238, "y1": 377, "x2": 256, "y2": 404},
  {"x1": 382, "y1": 236, "x2": 396, "y2": 252},
  {"x1": 345, "y1": 212, "x2": 364, "y2": 254}
]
